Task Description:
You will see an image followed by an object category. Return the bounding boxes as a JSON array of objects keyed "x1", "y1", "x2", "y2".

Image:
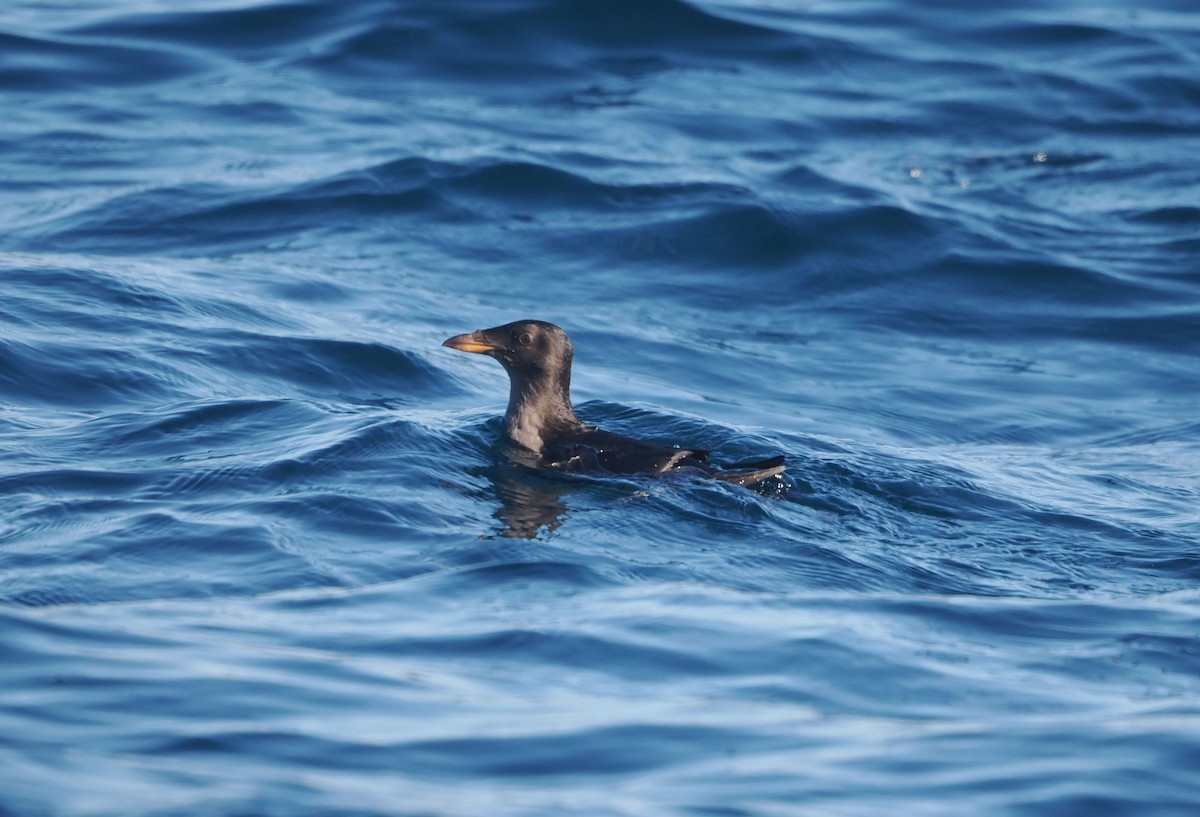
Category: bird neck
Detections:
[{"x1": 504, "y1": 367, "x2": 581, "y2": 453}]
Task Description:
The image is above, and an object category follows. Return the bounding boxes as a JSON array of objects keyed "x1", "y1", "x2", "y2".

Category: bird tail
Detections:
[{"x1": 713, "y1": 455, "x2": 786, "y2": 487}]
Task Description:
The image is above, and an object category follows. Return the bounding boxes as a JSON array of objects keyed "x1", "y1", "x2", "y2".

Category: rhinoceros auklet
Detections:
[{"x1": 443, "y1": 320, "x2": 785, "y2": 488}]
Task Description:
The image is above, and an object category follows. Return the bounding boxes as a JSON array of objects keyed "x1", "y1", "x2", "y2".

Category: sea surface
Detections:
[{"x1": 2, "y1": 1, "x2": 1198, "y2": 815}]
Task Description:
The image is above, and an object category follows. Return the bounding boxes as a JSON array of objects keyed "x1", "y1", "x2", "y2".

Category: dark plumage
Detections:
[{"x1": 443, "y1": 320, "x2": 786, "y2": 488}]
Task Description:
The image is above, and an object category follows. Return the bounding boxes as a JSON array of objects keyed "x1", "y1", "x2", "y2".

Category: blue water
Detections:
[{"x1": 2, "y1": 0, "x2": 1198, "y2": 814}]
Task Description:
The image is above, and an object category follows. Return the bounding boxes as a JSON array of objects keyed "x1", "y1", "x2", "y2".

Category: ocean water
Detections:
[{"x1": 2, "y1": 0, "x2": 1198, "y2": 814}]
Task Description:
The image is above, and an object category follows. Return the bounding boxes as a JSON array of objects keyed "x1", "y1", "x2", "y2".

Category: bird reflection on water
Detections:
[{"x1": 486, "y1": 463, "x2": 571, "y2": 539}]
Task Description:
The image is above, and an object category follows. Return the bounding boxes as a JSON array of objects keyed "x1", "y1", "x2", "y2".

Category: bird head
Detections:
[{"x1": 443, "y1": 320, "x2": 573, "y2": 381}]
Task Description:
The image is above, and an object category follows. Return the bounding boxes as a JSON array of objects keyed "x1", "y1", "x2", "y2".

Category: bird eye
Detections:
[{"x1": 518, "y1": 332, "x2": 533, "y2": 346}]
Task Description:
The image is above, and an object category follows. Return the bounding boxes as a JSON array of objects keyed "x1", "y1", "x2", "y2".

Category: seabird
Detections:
[{"x1": 443, "y1": 320, "x2": 786, "y2": 488}]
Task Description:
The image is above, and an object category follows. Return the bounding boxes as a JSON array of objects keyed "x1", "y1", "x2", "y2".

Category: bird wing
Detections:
[{"x1": 544, "y1": 428, "x2": 709, "y2": 475}]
